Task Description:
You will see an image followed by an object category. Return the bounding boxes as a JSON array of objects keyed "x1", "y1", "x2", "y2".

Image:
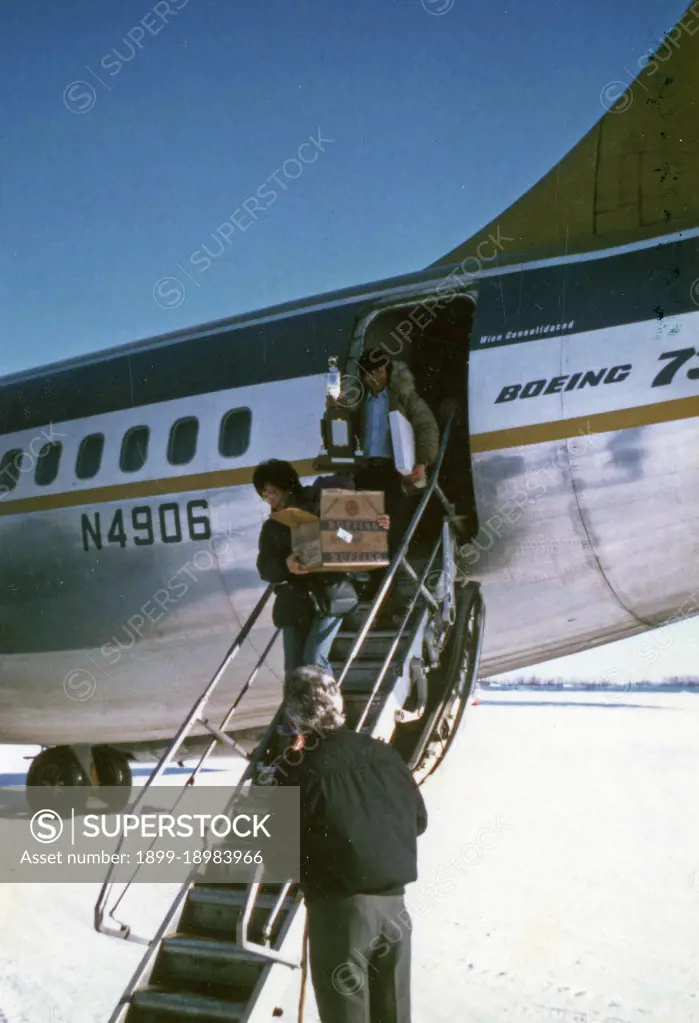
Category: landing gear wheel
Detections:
[
  {"x1": 26, "y1": 745, "x2": 87, "y2": 816},
  {"x1": 408, "y1": 583, "x2": 485, "y2": 785},
  {"x1": 25, "y1": 745, "x2": 133, "y2": 816},
  {"x1": 92, "y1": 746, "x2": 133, "y2": 813}
]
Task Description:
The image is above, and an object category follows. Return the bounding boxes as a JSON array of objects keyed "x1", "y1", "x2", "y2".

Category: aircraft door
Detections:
[{"x1": 351, "y1": 292, "x2": 478, "y2": 541}]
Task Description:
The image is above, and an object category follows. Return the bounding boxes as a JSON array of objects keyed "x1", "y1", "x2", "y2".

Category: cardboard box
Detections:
[{"x1": 271, "y1": 490, "x2": 389, "y2": 571}]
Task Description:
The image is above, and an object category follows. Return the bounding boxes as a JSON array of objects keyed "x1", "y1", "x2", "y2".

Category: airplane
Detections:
[{"x1": 2, "y1": 4, "x2": 698, "y2": 810}]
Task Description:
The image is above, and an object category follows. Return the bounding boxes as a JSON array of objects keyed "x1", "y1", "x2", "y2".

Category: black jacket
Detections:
[
  {"x1": 278, "y1": 727, "x2": 428, "y2": 902},
  {"x1": 257, "y1": 516, "x2": 312, "y2": 628},
  {"x1": 256, "y1": 474, "x2": 355, "y2": 629}
]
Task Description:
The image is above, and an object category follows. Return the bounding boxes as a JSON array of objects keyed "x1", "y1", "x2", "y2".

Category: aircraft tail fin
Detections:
[{"x1": 431, "y1": 3, "x2": 699, "y2": 268}]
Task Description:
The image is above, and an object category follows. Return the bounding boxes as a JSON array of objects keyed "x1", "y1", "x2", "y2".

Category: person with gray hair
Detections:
[
  {"x1": 278, "y1": 665, "x2": 428, "y2": 1023},
  {"x1": 283, "y1": 664, "x2": 346, "y2": 735}
]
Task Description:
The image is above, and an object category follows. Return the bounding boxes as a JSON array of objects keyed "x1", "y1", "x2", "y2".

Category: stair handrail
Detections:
[
  {"x1": 95, "y1": 583, "x2": 276, "y2": 935},
  {"x1": 233, "y1": 433, "x2": 459, "y2": 966},
  {"x1": 231, "y1": 417, "x2": 458, "y2": 965},
  {"x1": 355, "y1": 542, "x2": 443, "y2": 731},
  {"x1": 337, "y1": 410, "x2": 455, "y2": 689},
  {"x1": 236, "y1": 870, "x2": 302, "y2": 967},
  {"x1": 98, "y1": 625, "x2": 284, "y2": 935},
  {"x1": 105, "y1": 881, "x2": 195, "y2": 1022},
  {"x1": 98, "y1": 413, "x2": 478, "y2": 1023}
]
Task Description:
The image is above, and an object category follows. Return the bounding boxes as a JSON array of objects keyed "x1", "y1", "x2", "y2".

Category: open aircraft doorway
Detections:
[{"x1": 349, "y1": 290, "x2": 479, "y2": 546}]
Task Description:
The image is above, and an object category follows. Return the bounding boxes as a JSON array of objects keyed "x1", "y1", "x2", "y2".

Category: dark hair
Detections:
[
  {"x1": 357, "y1": 346, "x2": 393, "y2": 382},
  {"x1": 252, "y1": 459, "x2": 302, "y2": 498}
]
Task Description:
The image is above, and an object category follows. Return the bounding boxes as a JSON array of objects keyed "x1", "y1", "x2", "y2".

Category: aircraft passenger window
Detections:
[
  {"x1": 219, "y1": 407, "x2": 252, "y2": 458},
  {"x1": 120, "y1": 426, "x2": 150, "y2": 473},
  {"x1": 0, "y1": 449, "x2": 23, "y2": 494},
  {"x1": 35, "y1": 442, "x2": 62, "y2": 487},
  {"x1": 168, "y1": 417, "x2": 199, "y2": 466},
  {"x1": 76, "y1": 433, "x2": 105, "y2": 480}
]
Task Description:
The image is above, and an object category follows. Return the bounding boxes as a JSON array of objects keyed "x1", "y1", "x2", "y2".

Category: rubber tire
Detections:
[
  {"x1": 26, "y1": 746, "x2": 87, "y2": 817},
  {"x1": 92, "y1": 746, "x2": 133, "y2": 813},
  {"x1": 410, "y1": 585, "x2": 483, "y2": 783}
]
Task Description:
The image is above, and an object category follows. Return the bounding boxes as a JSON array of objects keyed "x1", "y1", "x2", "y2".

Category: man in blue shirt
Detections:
[
  {"x1": 351, "y1": 349, "x2": 440, "y2": 563},
  {"x1": 363, "y1": 381, "x2": 393, "y2": 461}
]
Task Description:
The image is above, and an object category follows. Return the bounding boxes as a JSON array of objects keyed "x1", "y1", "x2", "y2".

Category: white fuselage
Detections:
[{"x1": 2, "y1": 229, "x2": 699, "y2": 751}]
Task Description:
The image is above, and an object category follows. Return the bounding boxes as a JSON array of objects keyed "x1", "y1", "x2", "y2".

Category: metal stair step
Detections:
[
  {"x1": 127, "y1": 987, "x2": 247, "y2": 1023},
  {"x1": 341, "y1": 602, "x2": 410, "y2": 632},
  {"x1": 354, "y1": 598, "x2": 414, "y2": 613},
  {"x1": 335, "y1": 628, "x2": 396, "y2": 640},
  {"x1": 196, "y1": 881, "x2": 286, "y2": 896},
  {"x1": 334, "y1": 661, "x2": 398, "y2": 693},
  {"x1": 341, "y1": 691, "x2": 385, "y2": 730},
  {"x1": 332, "y1": 631, "x2": 413, "y2": 662},
  {"x1": 151, "y1": 935, "x2": 267, "y2": 994},
  {"x1": 188, "y1": 888, "x2": 282, "y2": 910},
  {"x1": 98, "y1": 430, "x2": 470, "y2": 1023},
  {"x1": 181, "y1": 888, "x2": 290, "y2": 942}
]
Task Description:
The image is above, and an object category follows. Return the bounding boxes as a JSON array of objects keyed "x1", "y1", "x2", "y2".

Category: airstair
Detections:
[{"x1": 95, "y1": 412, "x2": 485, "y2": 1022}]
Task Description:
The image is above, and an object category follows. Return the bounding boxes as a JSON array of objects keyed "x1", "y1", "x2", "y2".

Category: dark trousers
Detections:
[
  {"x1": 355, "y1": 461, "x2": 415, "y2": 560},
  {"x1": 307, "y1": 892, "x2": 412, "y2": 1023}
]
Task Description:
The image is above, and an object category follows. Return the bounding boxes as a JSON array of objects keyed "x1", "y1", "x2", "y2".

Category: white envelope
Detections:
[{"x1": 389, "y1": 410, "x2": 415, "y2": 476}]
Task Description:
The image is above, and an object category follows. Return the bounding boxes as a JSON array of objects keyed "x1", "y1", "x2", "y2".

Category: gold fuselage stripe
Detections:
[
  {"x1": 468, "y1": 395, "x2": 699, "y2": 453},
  {"x1": 1, "y1": 395, "x2": 698, "y2": 516},
  {"x1": 0, "y1": 460, "x2": 319, "y2": 516}
]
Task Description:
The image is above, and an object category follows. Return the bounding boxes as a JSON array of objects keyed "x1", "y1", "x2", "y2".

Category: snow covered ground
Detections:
[{"x1": 1, "y1": 688, "x2": 698, "y2": 1023}]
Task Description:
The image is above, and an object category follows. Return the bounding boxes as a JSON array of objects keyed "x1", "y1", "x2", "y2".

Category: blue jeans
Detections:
[{"x1": 282, "y1": 614, "x2": 343, "y2": 684}]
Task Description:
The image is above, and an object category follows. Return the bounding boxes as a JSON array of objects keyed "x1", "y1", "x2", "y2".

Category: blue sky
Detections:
[
  {"x1": 2, "y1": 0, "x2": 696, "y2": 679},
  {"x1": 1, "y1": 0, "x2": 690, "y2": 374}
]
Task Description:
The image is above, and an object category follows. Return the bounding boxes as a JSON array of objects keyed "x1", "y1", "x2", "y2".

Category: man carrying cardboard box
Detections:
[
  {"x1": 330, "y1": 348, "x2": 440, "y2": 570},
  {"x1": 280, "y1": 489, "x2": 391, "y2": 574},
  {"x1": 254, "y1": 459, "x2": 390, "y2": 683}
]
